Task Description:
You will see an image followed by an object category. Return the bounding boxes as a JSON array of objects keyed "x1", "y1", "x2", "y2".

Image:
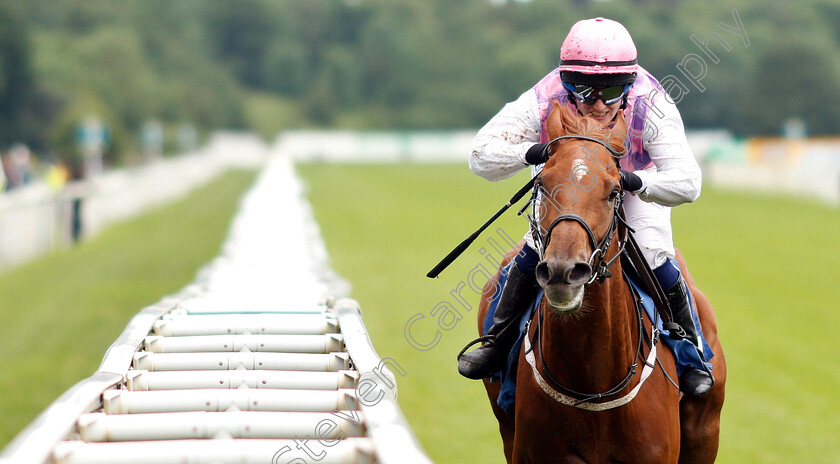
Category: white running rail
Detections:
[{"x1": 0, "y1": 146, "x2": 432, "y2": 464}]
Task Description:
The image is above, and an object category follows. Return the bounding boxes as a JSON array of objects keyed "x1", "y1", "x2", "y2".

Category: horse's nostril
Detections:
[
  {"x1": 537, "y1": 260, "x2": 591, "y2": 286},
  {"x1": 566, "y1": 262, "x2": 592, "y2": 285},
  {"x1": 535, "y1": 262, "x2": 551, "y2": 286}
]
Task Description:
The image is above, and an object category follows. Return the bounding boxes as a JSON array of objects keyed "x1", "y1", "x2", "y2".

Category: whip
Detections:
[{"x1": 426, "y1": 174, "x2": 538, "y2": 278}]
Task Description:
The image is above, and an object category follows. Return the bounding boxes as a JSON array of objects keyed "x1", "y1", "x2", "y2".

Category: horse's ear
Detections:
[
  {"x1": 545, "y1": 100, "x2": 568, "y2": 139},
  {"x1": 607, "y1": 109, "x2": 629, "y2": 155}
]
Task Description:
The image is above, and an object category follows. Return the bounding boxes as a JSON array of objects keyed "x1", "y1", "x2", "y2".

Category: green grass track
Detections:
[
  {"x1": 0, "y1": 169, "x2": 258, "y2": 447},
  {"x1": 297, "y1": 162, "x2": 840, "y2": 464}
]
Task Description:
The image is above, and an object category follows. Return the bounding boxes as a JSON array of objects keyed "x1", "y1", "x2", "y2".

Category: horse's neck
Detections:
[{"x1": 538, "y1": 263, "x2": 637, "y2": 392}]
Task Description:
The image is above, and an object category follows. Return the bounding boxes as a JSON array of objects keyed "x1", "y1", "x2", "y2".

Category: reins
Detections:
[
  {"x1": 520, "y1": 134, "x2": 663, "y2": 411},
  {"x1": 523, "y1": 272, "x2": 660, "y2": 410}
]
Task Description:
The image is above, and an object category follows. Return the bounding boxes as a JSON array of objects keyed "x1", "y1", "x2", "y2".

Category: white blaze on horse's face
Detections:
[{"x1": 572, "y1": 159, "x2": 589, "y2": 183}]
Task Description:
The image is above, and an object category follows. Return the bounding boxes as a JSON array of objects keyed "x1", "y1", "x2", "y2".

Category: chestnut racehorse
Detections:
[{"x1": 477, "y1": 102, "x2": 726, "y2": 463}]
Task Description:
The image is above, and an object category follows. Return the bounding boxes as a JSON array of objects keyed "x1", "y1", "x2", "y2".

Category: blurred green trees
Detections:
[
  {"x1": 2, "y1": 0, "x2": 840, "y2": 165},
  {"x1": 0, "y1": 1, "x2": 47, "y2": 151}
]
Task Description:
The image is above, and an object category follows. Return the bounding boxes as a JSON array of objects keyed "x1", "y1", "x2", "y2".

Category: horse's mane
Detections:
[
  {"x1": 548, "y1": 102, "x2": 626, "y2": 155},
  {"x1": 565, "y1": 109, "x2": 609, "y2": 139}
]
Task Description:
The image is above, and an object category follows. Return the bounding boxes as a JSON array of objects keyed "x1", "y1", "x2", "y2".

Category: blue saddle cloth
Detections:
[{"x1": 485, "y1": 260, "x2": 714, "y2": 416}]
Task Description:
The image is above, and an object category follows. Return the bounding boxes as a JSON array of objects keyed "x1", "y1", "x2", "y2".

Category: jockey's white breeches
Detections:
[{"x1": 622, "y1": 193, "x2": 674, "y2": 270}]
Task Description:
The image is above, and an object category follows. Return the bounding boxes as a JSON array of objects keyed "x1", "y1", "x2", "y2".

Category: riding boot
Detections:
[
  {"x1": 457, "y1": 264, "x2": 540, "y2": 380},
  {"x1": 665, "y1": 274, "x2": 715, "y2": 396}
]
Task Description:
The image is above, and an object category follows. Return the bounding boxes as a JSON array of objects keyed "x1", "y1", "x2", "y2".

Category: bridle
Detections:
[
  {"x1": 525, "y1": 135, "x2": 628, "y2": 285},
  {"x1": 533, "y1": 180, "x2": 625, "y2": 285},
  {"x1": 520, "y1": 134, "x2": 663, "y2": 410}
]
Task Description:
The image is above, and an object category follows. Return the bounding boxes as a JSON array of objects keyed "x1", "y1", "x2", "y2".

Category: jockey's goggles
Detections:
[{"x1": 562, "y1": 82, "x2": 631, "y2": 105}]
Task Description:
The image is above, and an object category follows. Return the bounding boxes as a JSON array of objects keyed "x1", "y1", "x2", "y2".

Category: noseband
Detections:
[{"x1": 525, "y1": 135, "x2": 628, "y2": 285}]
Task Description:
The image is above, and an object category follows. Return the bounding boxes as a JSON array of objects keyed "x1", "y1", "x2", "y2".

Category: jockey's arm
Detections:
[
  {"x1": 633, "y1": 97, "x2": 703, "y2": 207},
  {"x1": 469, "y1": 90, "x2": 542, "y2": 182}
]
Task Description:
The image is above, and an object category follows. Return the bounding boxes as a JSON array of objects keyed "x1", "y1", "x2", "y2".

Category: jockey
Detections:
[{"x1": 457, "y1": 17, "x2": 714, "y2": 396}]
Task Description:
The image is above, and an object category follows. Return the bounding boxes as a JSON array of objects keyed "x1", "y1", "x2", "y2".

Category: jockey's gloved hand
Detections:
[
  {"x1": 620, "y1": 169, "x2": 644, "y2": 194},
  {"x1": 525, "y1": 143, "x2": 551, "y2": 165}
]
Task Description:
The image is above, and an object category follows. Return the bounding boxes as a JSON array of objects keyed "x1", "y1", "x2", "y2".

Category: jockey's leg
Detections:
[
  {"x1": 458, "y1": 244, "x2": 541, "y2": 380},
  {"x1": 623, "y1": 194, "x2": 714, "y2": 396},
  {"x1": 654, "y1": 260, "x2": 715, "y2": 396}
]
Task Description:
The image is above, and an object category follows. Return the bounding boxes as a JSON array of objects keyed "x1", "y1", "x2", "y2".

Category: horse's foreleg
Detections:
[
  {"x1": 678, "y1": 395, "x2": 722, "y2": 464},
  {"x1": 673, "y1": 250, "x2": 726, "y2": 464},
  {"x1": 483, "y1": 378, "x2": 515, "y2": 463},
  {"x1": 477, "y1": 255, "x2": 519, "y2": 463}
]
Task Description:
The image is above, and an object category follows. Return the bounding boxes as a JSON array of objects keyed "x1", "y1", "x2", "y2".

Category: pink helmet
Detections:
[{"x1": 559, "y1": 17, "x2": 638, "y2": 75}]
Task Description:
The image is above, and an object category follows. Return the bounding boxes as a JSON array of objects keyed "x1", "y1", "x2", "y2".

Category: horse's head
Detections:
[{"x1": 531, "y1": 101, "x2": 627, "y2": 313}]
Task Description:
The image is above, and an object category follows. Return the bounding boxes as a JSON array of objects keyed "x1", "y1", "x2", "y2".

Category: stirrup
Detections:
[{"x1": 457, "y1": 335, "x2": 495, "y2": 359}]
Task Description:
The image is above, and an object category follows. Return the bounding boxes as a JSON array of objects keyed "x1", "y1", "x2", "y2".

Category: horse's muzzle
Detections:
[{"x1": 535, "y1": 258, "x2": 591, "y2": 312}]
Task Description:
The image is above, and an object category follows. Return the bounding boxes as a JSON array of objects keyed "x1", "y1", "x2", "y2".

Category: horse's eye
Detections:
[{"x1": 608, "y1": 188, "x2": 620, "y2": 201}]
